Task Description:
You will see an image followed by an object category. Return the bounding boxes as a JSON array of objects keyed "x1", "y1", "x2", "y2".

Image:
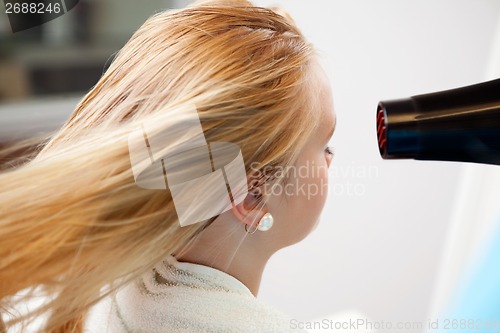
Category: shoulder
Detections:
[{"x1": 84, "y1": 256, "x2": 309, "y2": 333}]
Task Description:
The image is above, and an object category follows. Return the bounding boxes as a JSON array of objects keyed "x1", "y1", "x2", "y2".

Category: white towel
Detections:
[{"x1": 84, "y1": 255, "x2": 308, "y2": 333}]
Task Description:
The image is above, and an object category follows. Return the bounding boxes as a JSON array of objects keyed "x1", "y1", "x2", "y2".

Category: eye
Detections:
[{"x1": 325, "y1": 146, "x2": 335, "y2": 156}]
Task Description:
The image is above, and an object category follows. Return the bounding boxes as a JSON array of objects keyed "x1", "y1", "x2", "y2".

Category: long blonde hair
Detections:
[{"x1": 0, "y1": 0, "x2": 322, "y2": 331}]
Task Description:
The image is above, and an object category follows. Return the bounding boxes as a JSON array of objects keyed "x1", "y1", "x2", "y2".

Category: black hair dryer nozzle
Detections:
[{"x1": 376, "y1": 78, "x2": 500, "y2": 165}]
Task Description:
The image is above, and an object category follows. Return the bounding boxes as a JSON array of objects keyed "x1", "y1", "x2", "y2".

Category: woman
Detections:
[{"x1": 0, "y1": 0, "x2": 336, "y2": 331}]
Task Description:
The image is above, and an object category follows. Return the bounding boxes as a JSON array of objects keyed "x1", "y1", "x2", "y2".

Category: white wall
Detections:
[{"x1": 250, "y1": 1, "x2": 500, "y2": 331}]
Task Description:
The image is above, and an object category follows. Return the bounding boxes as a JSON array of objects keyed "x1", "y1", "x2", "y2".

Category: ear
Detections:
[
  {"x1": 231, "y1": 172, "x2": 268, "y2": 228},
  {"x1": 231, "y1": 191, "x2": 265, "y2": 228}
]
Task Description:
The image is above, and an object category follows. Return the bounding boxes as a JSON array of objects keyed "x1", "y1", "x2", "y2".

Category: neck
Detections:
[{"x1": 172, "y1": 216, "x2": 275, "y2": 297}]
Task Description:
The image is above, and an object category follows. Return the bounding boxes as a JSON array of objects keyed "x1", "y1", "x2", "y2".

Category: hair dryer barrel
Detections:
[{"x1": 376, "y1": 78, "x2": 500, "y2": 165}]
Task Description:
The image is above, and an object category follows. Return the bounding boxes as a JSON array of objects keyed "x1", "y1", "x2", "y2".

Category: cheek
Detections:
[
  {"x1": 301, "y1": 157, "x2": 329, "y2": 222},
  {"x1": 274, "y1": 154, "x2": 330, "y2": 241}
]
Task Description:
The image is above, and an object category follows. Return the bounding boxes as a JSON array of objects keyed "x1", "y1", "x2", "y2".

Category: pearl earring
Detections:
[
  {"x1": 244, "y1": 212, "x2": 274, "y2": 233},
  {"x1": 257, "y1": 212, "x2": 273, "y2": 231}
]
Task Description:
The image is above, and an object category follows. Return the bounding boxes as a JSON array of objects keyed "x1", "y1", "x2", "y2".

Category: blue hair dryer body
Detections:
[{"x1": 376, "y1": 78, "x2": 500, "y2": 165}]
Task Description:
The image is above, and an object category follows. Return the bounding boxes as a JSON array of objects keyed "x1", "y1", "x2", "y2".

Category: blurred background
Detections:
[
  {"x1": 0, "y1": 0, "x2": 191, "y2": 101},
  {"x1": 1, "y1": 1, "x2": 499, "y2": 332}
]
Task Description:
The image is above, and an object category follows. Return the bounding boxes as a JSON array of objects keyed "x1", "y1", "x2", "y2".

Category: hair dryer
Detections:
[{"x1": 376, "y1": 78, "x2": 500, "y2": 165}]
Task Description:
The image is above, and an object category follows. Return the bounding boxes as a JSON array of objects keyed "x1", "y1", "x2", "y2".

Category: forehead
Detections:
[{"x1": 312, "y1": 63, "x2": 335, "y2": 128}]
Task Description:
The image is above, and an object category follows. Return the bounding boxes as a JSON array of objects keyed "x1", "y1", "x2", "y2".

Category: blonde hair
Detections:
[{"x1": 0, "y1": 0, "x2": 322, "y2": 331}]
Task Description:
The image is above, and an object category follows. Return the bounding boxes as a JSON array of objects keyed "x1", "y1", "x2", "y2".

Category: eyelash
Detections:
[{"x1": 325, "y1": 146, "x2": 335, "y2": 156}]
